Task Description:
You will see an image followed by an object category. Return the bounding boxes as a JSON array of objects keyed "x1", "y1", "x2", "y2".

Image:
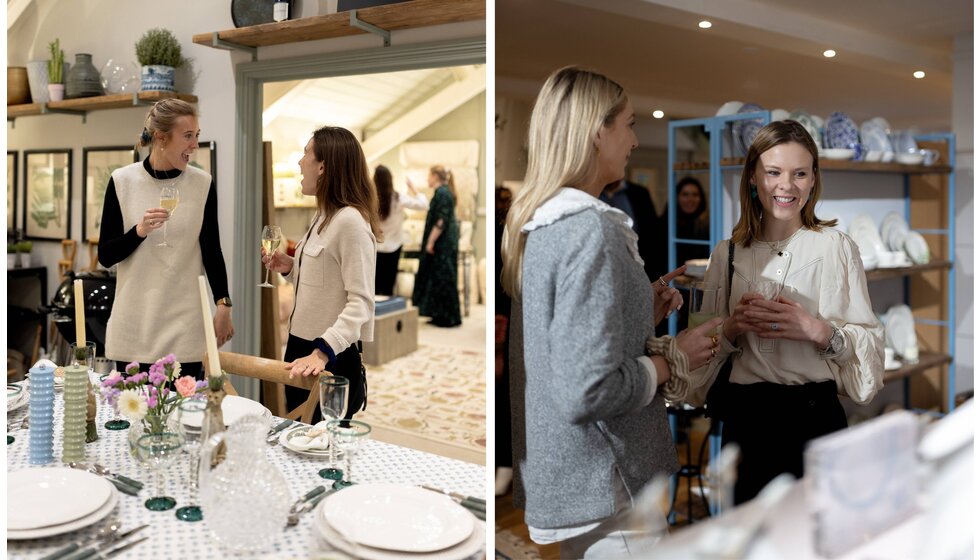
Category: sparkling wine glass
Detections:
[
  {"x1": 136, "y1": 432, "x2": 183, "y2": 511},
  {"x1": 99, "y1": 372, "x2": 130, "y2": 430},
  {"x1": 258, "y1": 225, "x2": 282, "y2": 288},
  {"x1": 317, "y1": 376, "x2": 349, "y2": 481},
  {"x1": 158, "y1": 186, "x2": 179, "y2": 247},
  {"x1": 174, "y1": 399, "x2": 206, "y2": 522},
  {"x1": 689, "y1": 281, "x2": 722, "y2": 332},
  {"x1": 326, "y1": 419, "x2": 371, "y2": 489}
]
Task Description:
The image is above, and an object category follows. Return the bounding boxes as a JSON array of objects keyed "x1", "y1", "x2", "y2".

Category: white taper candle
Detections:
[
  {"x1": 198, "y1": 275, "x2": 221, "y2": 375},
  {"x1": 74, "y1": 279, "x2": 86, "y2": 346}
]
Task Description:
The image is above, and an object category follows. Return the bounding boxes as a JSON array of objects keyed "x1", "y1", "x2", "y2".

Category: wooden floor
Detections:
[{"x1": 495, "y1": 417, "x2": 713, "y2": 559}]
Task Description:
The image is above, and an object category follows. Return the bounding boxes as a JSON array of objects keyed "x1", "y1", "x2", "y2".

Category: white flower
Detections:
[
  {"x1": 170, "y1": 362, "x2": 182, "y2": 381},
  {"x1": 117, "y1": 389, "x2": 147, "y2": 422}
]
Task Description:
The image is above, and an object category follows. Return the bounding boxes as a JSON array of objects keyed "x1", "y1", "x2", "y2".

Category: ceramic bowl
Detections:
[
  {"x1": 895, "y1": 152, "x2": 924, "y2": 165},
  {"x1": 822, "y1": 148, "x2": 855, "y2": 160},
  {"x1": 716, "y1": 100, "x2": 744, "y2": 116}
]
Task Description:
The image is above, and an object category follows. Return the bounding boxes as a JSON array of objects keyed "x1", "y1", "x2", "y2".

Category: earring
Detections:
[{"x1": 750, "y1": 184, "x2": 758, "y2": 199}]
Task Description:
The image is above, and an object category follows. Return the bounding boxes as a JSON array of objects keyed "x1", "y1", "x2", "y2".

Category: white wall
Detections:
[
  {"x1": 5, "y1": 1, "x2": 484, "y2": 334},
  {"x1": 951, "y1": 32, "x2": 973, "y2": 397}
]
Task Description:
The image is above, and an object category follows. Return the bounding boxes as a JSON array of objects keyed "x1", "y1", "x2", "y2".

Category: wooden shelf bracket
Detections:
[
  {"x1": 208, "y1": 31, "x2": 258, "y2": 61},
  {"x1": 350, "y1": 9, "x2": 391, "y2": 47},
  {"x1": 41, "y1": 104, "x2": 88, "y2": 123}
]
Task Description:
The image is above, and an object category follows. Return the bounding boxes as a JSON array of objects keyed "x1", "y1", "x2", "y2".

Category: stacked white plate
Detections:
[
  {"x1": 884, "y1": 305, "x2": 917, "y2": 361},
  {"x1": 279, "y1": 421, "x2": 332, "y2": 458},
  {"x1": 860, "y1": 119, "x2": 894, "y2": 162},
  {"x1": 7, "y1": 382, "x2": 28, "y2": 412},
  {"x1": 7, "y1": 468, "x2": 119, "y2": 539},
  {"x1": 848, "y1": 214, "x2": 886, "y2": 269},
  {"x1": 880, "y1": 212, "x2": 910, "y2": 253},
  {"x1": 314, "y1": 483, "x2": 484, "y2": 559}
]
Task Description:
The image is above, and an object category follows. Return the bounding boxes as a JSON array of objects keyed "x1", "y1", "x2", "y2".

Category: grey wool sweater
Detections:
[{"x1": 510, "y1": 207, "x2": 680, "y2": 529}]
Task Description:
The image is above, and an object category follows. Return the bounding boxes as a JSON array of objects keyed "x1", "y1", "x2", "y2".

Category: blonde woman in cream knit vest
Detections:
[
  {"x1": 263, "y1": 126, "x2": 382, "y2": 421},
  {"x1": 99, "y1": 99, "x2": 232, "y2": 379}
]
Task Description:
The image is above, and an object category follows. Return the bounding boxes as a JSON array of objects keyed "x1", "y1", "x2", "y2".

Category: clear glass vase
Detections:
[{"x1": 127, "y1": 412, "x2": 172, "y2": 457}]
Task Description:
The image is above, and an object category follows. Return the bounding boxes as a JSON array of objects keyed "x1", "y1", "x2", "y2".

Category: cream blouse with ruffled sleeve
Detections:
[{"x1": 698, "y1": 227, "x2": 885, "y2": 404}]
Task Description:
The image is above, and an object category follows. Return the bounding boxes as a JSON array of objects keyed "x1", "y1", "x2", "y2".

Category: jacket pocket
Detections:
[{"x1": 299, "y1": 243, "x2": 325, "y2": 287}]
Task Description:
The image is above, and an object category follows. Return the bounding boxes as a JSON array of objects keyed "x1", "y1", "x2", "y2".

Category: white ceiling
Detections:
[{"x1": 496, "y1": 0, "x2": 972, "y2": 133}]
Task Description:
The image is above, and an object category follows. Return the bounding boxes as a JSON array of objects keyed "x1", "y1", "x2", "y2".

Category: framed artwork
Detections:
[
  {"x1": 83, "y1": 146, "x2": 138, "y2": 242},
  {"x1": 189, "y1": 141, "x2": 216, "y2": 183},
  {"x1": 7, "y1": 151, "x2": 17, "y2": 232},
  {"x1": 23, "y1": 149, "x2": 72, "y2": 241}
]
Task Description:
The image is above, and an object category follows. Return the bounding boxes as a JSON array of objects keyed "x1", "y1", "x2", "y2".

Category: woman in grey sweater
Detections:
[{"x1": 500, "y1": 67, "x2": 722, "y2": 558}]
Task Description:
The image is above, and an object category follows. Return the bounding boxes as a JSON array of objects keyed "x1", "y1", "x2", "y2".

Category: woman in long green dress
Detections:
[{"x1": 412, "y1": 165, "x2": 461, "y2": 327}]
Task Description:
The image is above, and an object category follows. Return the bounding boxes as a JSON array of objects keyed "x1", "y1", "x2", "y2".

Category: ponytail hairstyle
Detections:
[
  {"x1": 136, "y1": 98, "x2": 197, "y2": 153},
  {"x1": 429, "y1": 165, "x2": 456, "y2": 201}
]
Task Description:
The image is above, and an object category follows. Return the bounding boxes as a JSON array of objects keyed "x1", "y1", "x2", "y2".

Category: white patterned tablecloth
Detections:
[{"x1": 6, "y1": 381, "x2": 486, "y2": 559}]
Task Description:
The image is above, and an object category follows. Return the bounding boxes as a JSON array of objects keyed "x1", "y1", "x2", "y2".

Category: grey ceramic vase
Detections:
[{"x1": 66, "y1": 53, "x2": 105, "y2": 99}]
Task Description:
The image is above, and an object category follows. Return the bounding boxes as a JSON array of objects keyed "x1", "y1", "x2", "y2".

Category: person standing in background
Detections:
[
  {"x1": 599, "y1": 178, "x2": 667, "y2": 283},
  {"x1": 674, "y1": 176, "x2": 710, "y2": 331},
  {"x1": 373, "y1": 164, "x2": 427, "y2": 296},
  {"x1": 412, "y1": 165, "x2": 461, "y2": 327}
]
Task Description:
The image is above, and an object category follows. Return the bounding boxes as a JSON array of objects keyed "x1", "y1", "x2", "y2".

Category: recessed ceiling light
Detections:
[
  {"x1": 652, "y1": 110, "x2": 664, "y2": 119},
  {"x1": 698, "y1": 20, "x2": 712, "y2": 29},
  {"x1": 913, "y1": 70, "x2": 925, "y2": 79},
  {"x1": 823, "y1": 49, "x2": 836, "y2": 58}
]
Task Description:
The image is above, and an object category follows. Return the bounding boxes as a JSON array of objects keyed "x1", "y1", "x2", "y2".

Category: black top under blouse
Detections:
[{"x1": 98, "y1": 158, "x2": 230, "y2": 302}]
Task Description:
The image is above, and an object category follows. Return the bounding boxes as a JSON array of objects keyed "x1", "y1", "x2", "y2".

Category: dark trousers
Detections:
[
  {"x1": 283, "y1": 334, "x2": 366, "y2": 424},
  {"x1": 115, "y1": 360, "x2": 203, "y2": 380},
  {"x1": 375, "y1": 247, "x2": 401, "y2": 296},
  {"x1": 721, "y1": 379, "x2": 847, "y2": 505}
]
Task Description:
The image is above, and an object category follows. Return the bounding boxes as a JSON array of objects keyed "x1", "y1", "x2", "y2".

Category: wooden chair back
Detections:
[{"x1": 209, "y1": 351, "x2": 323, "y2": 424}]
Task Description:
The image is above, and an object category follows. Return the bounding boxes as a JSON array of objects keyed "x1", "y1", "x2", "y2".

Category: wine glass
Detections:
[
  {"x1": 325, "y1": 419, "x2": 371, "y2": 489},
  {"x1": 174, "y1": 399, "x2": 206, "y2": 522},
  {"x1": 689, "y1": 281, "x2": 722, "y2": 332},
  {"x1": 317, "y1": 376, "x2": 349, "y2": 481},
  {"x1": 158, "y1": 186, "x2": 179, "y2": 247},
  {"x1": 258, "y1": 225, "x2": 282, "y2": 288},
  {"x1": 99, "y1": 372, "x2": 130, "y2": 430},
  {"x1": 136, "y1": 432, "x2": 183, "y2": 511}
]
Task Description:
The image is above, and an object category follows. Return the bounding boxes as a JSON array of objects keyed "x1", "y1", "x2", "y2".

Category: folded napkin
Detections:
[{"x1": 288, "y1": 427, "x2": 330, "y2": 451}]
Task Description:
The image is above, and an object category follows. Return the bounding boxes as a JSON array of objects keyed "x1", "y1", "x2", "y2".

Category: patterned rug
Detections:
[{"x1": 358, "y1": 344, "x2": 486, "y2": 455}]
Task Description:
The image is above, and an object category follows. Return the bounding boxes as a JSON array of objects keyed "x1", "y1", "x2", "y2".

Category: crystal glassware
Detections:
[
  {"x1": 136, "y1": 432, "x2": 182, "y2": 511},
  {"x1": 325, "y1": 419, "x2": 371, "y2": 489},
  {"x1": 69, "y1": 342, "x2": 96, "y2": 371},
  {"x1": 99, "y1": 373, "x2": 130, "y2": 431},
  {"x1": 258, "y1": 225, "x2": 282, "y2": 288},
  {"x1": 158, "y1": 185, "x2": 179, "y2": 247},
  {"x1": 689, "y1": 281, "x2": 722, "y2": 331},
  {"x1": 317, "y1": 376, "x2": 349, "y2": 481},
  {"x1": 174, "y1": 400, "x2": 206, "y2": 521}
]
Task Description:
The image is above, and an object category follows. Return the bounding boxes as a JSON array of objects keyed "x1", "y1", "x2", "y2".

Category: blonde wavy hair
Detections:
[{"x1": 500, "y1": 66, "x2": 627, "y2": 299}]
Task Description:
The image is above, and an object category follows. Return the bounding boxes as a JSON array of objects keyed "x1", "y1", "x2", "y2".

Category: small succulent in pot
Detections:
[{"x1": 48, "y1": 38, "x2": 64, "y2": 84}]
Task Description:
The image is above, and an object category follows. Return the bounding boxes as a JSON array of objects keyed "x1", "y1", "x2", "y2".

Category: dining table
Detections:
[{"x1": 6, "y1": 374, "x2": 486, "y2": 559}]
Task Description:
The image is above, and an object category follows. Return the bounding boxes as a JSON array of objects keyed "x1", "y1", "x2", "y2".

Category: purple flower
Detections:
[
  {"x1": 148, "y1": 370, "x2": 166, "y2": 387},
  {"x1": 147, "y1": 395, "x2": 158, "y2": 409},
  {"x1": 129, "y1": 372, "x2": 148, "y2": 384},
  {"x1": 162, "y1": 388, "x2": 170, "y2": 397},
  {"x1": 195, "y1": 380, "x2": 208, "y2": 390},
  {"x1": 161, "y1": 354, "x2": 176, "y2": 365},
  {"x1": 125, "y1": 361, "x2": 140, "y2": 375},
  {"x1": 101, "y1": 373, "x2": 123, "y2": 388}
]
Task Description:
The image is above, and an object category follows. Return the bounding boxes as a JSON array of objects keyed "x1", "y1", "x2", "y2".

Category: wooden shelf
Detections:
[
  {"x1": 675, "y1": 158, "x2": 952, "y2": 174},
  {"x1": 882, "y1": 351, "x2": 952, "y2": 383},
  {"x1": 192, "y1": 0, "x2": 484, "y2": 50},
  {"x1": 673, "y1": 260, "x2": 951, "y2": 288},
  {"x1": 7, "y1": 91, "x2": 198, "y2": 120}
]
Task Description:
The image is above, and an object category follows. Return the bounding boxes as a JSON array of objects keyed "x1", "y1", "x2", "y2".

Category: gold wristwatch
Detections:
[{"x1": 215, "y1": 297, "x2": 232, "y2": 308}]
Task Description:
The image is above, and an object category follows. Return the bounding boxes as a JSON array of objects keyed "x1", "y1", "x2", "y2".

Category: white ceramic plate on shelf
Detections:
[
  {"x1": 822, "y1": 148, "x2": 855, "y2": 160},
  {"x1": 904, "y1": 231, "x2": 930, "y2": 264},
  {"x1": 321, "y1": 483, "x2": 475, "y2": 553},
  {"x1": 7, "y1": 468, "x2": 114, "y2": 531},
  {"x1": 279, "y1": 422, "x2": 332, "y2": 457},
  {"x1": 885, "y1": 305, "x2": 917, "y2": 359},
  {"x1": 715, "y1": 100, "x2": 744, "y2": 116}
]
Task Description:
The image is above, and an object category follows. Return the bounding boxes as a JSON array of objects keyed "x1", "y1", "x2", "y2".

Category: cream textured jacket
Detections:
[{"x1": 286, "y1": 207, "x2": 377, "y2": 351}]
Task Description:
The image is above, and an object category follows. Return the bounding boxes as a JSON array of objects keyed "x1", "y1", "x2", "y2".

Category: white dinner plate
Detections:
[
  {"x1": 903, "y1": 231, "x2": 930, "y2": 265},
  {"x1": 8, "y1": 486, "x2": 119, "y2": 540},
  {"x1": 279, "y1": 422, "x2": 332, "y2": 457},
  {"x1": 321, "y1": 484, "x2": 475, "y2": 553},
  {"x1": 315, "y1": 504, "x2": 484, "y2": 560},
  {"x1": 7, "y1": 468, "x2": 114, "y2": 530},
  {"x1": 885, "y1": 305, "x2": 917, "y2": 357},
  {"x1": 182, "y1": 394, "x2": 272, "y2": 428}
]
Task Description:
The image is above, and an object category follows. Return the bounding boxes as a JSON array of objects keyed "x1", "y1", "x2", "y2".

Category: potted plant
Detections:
[
  {"x1": 135, "y1": 28, "x2": 184, "y2": 92},
  {"x1": 47, "y1": 38, "x2": 65, "y2": 101},
  {"x1": 16, "y1": 241, "x2": 33, "y2": 268}
]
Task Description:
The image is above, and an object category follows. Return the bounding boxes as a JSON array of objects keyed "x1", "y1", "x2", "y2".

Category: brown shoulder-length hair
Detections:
[
  {"x1": 731, "y1": 119, "x2": 836, "y2": 247},
  {"x1": 374, "y1": 164, "x2": 395, "y2": 220},
  {"x1": 310, "y1": 126, "x2": 382, "y2": 240}
]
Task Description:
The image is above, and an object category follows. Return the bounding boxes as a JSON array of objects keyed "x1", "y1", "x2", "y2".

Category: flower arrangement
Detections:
[{"x1": 101, "y1": 354, "x2": 207, "y2": 434}]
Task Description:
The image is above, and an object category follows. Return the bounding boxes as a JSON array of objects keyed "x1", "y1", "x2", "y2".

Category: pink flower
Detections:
[
  {"x1": 175, "y1": 375, "x2": 198, "y2": 398},
  {"x1": 147, "y1": 395, "x2": 158, "y2": 409},
  {"x1": 161, "y1": 354, "x2": 176, "y2": 365},
  {"x1": 149, "y1": 369, "x2": 166, "y2": 387},
  {"x1": 125, "y1": 362, "x2": 140, "y2": 375},
  {"x1": 101, "y1": 373, "x2": 123, "y2": 388}
]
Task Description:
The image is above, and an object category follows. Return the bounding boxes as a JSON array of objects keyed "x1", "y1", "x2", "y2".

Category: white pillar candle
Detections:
[
  {"x1": 198, "y1": 275, "x2": 221, "y2": 375},
  {"x1": 73, "y1": 279, "x2": 86, "y2": 346}
]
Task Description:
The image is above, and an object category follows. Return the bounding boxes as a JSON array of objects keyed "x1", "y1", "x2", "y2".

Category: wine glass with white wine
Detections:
[
  {"x1": 158, "y1": 185, "x2": 179, "y2": 247},
  {"x1": 258, "y1": 225, "x2": 282, "y2": 288}
]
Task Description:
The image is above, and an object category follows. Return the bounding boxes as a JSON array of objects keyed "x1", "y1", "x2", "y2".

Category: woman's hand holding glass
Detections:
[
  {"x1": 261, "y1": 245, "x2": 294, "y2": 275},
  {"x1": 135, "y1": 207, "x2": 170, "y2": 238},
  {"x1": 723, "y1": 292, "x2": 769, "y2": 343},
  {"x1": 258, "y1": 225, "x2": 282, "y2": 288},
  {"x1": 746, "y1": 294, "x2": 828, "y2": 344},
  {"x1": 675, "y1": 316, "x2": 724, "y2": 370}
]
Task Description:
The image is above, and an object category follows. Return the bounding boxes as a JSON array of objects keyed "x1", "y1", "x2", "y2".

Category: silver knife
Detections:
[
  {"x1": 61, "y1": 525, "x2": 149, "y2": 560},
  {"x1": 96, "y1": 536, "x2": 149, "y2": 559}
]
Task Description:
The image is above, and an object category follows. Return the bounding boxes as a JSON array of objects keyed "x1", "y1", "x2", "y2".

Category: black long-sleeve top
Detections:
[{"x1": 98, "y1": 158, "x2": 230, "y2": 302}]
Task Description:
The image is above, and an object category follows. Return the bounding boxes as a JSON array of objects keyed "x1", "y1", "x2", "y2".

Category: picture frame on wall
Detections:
[
  {"x1": 7, "y1": 151, "x2": 17, "y2": 232},
  {"x1": 23, "y1": 149, "x2": 72, "y2": 241},
  {"x1": 82, "y1": 146, "x2": 138, "y2": 242}
]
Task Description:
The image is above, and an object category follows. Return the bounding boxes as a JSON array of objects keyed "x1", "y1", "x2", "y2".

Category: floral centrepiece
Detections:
[{"x1": 101, "y1": 354, "x2": 207, "y2": 435}]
